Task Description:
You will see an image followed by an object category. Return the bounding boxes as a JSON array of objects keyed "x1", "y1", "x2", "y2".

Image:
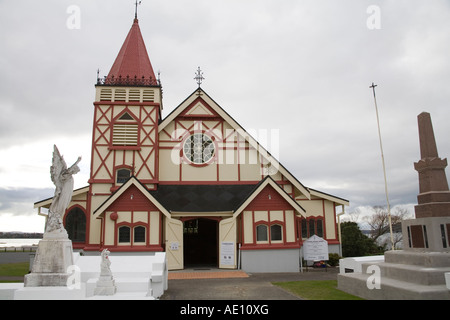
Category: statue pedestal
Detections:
[
  {"x1": 402, "y1": 216, "x2": 450, "y2": 252},
  {"x1": 24, "y1": 238, "x2": 74, "y2": 287},
  {"x1": 94, "y1": 275, "x2": 117, "y2": 296}
]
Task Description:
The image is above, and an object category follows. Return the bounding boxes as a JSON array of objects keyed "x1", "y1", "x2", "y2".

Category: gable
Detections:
[
  {"x1": 158, "y1": 88, "x2": 311, "y2": 199},
  {"x1": 244, "y1": 185, "x2": 293, "y2": 211},
  {"x1": 234, "y1": 176, "x2": 306, "y2": 218},
  {"x1": 180, "y1": 98, "x2": 219, "y2": 118},
  {"x1": 93, "y1": 177, "x2": 171, "y2": 219},
  {"x1": 105, "y1": 184, "x2": 158, "y2": 212}
]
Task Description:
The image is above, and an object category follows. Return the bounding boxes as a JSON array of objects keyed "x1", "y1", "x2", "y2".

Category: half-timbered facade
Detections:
[{"x1": 35, "y1": 17, "x2": 348, "y2": 272}]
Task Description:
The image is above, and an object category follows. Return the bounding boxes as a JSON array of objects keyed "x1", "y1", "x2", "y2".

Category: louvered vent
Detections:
[
  {"x1": 112, "y1": 124, "x2": 138, "y2": 146},
  {"x1": 143, "y1": 89, "x2": 155, "y2": 102},
  {"x1": 114, "y1": 89, "x2": 126, "y2": 101},
  {"x1": 100, "y1": 88, "x2": 112, "y2": 101},
  {"x1": 129, "y1": 89, "x2": 141, "y2": 102}
]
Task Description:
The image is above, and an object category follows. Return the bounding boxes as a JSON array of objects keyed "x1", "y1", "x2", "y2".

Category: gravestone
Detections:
[{"x1": 94, "y1": 249, "x2": 117, "y2": 296}]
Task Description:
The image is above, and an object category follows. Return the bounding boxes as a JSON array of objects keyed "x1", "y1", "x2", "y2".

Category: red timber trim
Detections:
[
  {"x1": 85, "y1": 185, "x2": 93, "y2": 246},
  {"x1": 294, "y1": 200, "x2": 340, "y2": 245},
  {"x1": 95, "y1": 101, "x2": 160, "y2": 107},
  {"x1": 179, "y1": 96, "x2": 221, "y2": 118},
  {"x1": 158, "y1": 180, "x2": 261, "y2": 185},
  {"x1": 90, "y1": 104, "x2": 114, "y2": 183},
  {"x1": 179, "y1": 216, "x2": 222, "y2": 223},
  {"x1": 95, "y1": 184, "x2": 164, "y2": 252},
  {"x1": 240, "y1": 184, "x2": 301, "y2": 250},
  {"x1": 89, "y1": 102, "x2": 159, "y2": 186}
]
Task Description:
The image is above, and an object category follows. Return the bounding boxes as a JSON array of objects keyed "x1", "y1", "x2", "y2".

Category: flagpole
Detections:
[{"x1": 370, "y1": 82, "x2": 395, "y2": 250}]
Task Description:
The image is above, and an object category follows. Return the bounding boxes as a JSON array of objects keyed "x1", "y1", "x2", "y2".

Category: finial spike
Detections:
[
  {"x1": 194, "y1": 67, "x2": 204, "y2": 88},
  {"x1": 134, "y1": 0, "x2": 142, "y2": 20}
]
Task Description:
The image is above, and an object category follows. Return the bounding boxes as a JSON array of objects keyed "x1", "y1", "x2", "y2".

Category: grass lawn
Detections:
[
  {"x1": 273, "y1": 280, "x2": 364, "y2": 300},
  {"x1": 0, "y1": 262, "x2": 29, "y2": 282}
]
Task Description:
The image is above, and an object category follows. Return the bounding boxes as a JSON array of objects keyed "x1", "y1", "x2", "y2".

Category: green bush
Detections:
[{"x1": 327, "y1": 253, "x2": 341, "y2": 267}]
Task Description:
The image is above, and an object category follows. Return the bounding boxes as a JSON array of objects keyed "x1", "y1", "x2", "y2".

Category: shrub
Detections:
[{"x1": 327, "y1": 253, "x2": 341, "y2": 267}]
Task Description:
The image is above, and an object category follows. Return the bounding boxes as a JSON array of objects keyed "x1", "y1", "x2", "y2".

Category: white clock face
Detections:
[{"x1": 183, "y1": 133, "x2": 215, "y2": 164}]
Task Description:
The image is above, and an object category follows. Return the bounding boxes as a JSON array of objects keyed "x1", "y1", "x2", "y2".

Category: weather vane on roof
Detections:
[
  {"x1": 194, "y1": 67, "x2": 205, "y2": 88},
  {"x1": 135, "y1": 0, "x2": 142, "y2": 19}
]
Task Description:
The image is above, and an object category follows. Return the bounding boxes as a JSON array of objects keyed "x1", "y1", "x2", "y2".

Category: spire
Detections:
[{"x1": 105, "y1": 16, "x2": 158, "y2": 86}]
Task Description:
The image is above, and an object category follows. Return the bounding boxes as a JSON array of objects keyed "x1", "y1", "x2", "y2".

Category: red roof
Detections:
[{"x1": 106, "y1": 18, "x2": 157, "y2": 85}]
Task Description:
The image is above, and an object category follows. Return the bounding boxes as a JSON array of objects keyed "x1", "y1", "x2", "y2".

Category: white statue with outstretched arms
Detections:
[{"x1": 45, "y1": 145, "x2": 81, "y2": 238}]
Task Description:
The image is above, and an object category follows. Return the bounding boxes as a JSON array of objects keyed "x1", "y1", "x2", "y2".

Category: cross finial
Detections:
[
  {"x1": 135, "y1": 0, "x2": 142, "y2": 19},
  {"x1": 194, "y1": 67, "x2": 204, "y2": 88},
  {"x1": 369, "y1": 82, "x2": 377, "y2": 90}
]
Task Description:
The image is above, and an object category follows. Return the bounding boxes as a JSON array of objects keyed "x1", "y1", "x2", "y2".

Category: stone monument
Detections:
[
  {"x1": 94, "y1": 249, "x2": 117, "y2": 296},
  {"x1": 25, "y1": 145, "x2": 81, "y2": 287},
  {"x1": 403, "y1": 112, "x2": 450, "y2": 251},
  {"x1": 338, "y1": 112, "x2": 450, "y2": 299}
]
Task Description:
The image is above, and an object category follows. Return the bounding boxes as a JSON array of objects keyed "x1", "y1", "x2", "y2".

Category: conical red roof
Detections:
[{"x1": 106, "y1": 18, "x2": 157, "y2": 85}]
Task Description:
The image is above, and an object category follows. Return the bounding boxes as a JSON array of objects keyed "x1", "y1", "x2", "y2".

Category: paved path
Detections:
[{"x1": 161, "y1": 268, "x2": 338, "y2": 300}]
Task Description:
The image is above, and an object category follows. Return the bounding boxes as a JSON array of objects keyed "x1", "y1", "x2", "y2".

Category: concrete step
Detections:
[
  {"x1": 338, "y1": 272, "x2": 450, "y2": 300},
  {"x1": 384, "y1": 250, "x2": 450, "y2": 267},
  {"x1": 360, "y1": 262, "x2": 450, "y2": 286}
]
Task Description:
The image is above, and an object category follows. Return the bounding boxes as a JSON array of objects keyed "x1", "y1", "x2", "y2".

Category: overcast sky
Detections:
[{"x1": 1, "y1": 0, "x2": 450, "y2": 232}]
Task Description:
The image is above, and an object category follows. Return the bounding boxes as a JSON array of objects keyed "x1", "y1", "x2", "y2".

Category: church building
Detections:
[{"x1": 34, "y1": 15, "x2": 349, "y2": 272}]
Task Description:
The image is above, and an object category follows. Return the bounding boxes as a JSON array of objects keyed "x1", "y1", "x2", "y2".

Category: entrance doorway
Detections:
[{"x1": 183, "y1": 218, "x2": 218, "y2": 267}]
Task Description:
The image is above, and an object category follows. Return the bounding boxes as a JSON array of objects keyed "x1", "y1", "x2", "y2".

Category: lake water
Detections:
[{"x1": 0, "y1": 239, "x2": 41, "y2": 248}]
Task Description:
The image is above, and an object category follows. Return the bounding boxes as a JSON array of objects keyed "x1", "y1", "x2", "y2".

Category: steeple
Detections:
[{"x1": 104, "y1": 17, "x2": 158, "y2": 86}]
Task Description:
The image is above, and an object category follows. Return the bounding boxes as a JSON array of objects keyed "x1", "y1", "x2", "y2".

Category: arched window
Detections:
[
  {"x1": 116, "y1": 168, "x2": 132, "y2": 184},
  {"x1": 65, "y1": 207, "x2": 86, "y2": 243},
  {"x1": 118, "y1": 226, "x2": 131, "y2": 243},
  {"x1": 270, "y1": 224, "x2": 283, "y2": 241},
  {"x1": 256, "y1": 225, "x2": 268, "y2": 242},
  {"x1": 134, "y1": 226, "x2": 146, "y2": 243}
]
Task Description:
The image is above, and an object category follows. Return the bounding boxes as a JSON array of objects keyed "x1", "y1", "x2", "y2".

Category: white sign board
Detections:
[
  {"x1": 303, "y1": 235, "x2": 329, "y2": 261},
  {"x1": 220, "y1": 242, "x2": 235, "y2": 266}
]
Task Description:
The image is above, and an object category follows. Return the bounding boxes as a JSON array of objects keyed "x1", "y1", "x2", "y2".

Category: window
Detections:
[
  {"x1": 270, "y1": 224, "x2": 282, "y2": 241},
  {"x1": 300, "y1": 218, "x2": 324, "y2": 239},
  {"x1": 118, "y1": 226, "x2": 131, "y2": 243},
  {"x1": 116, "y1": 168, "x2": 132, "y2": 184},
  {"x1": 301, "y1": 219, "x2": 308, "y2": 239},
  {"x1": 183, "y1": 133, "x2": 215, "y2": 164},
  {"x1": 309, "y1": 219, "x2": 316, "y2": 236},
  {"x1": 134, "y1": 226, "x2": 146, "y2": 243},
  {"x1": 256, "y1": 225, "x2": 268, "y2": 242},
  {"x1": 316, "y1": 219, "x2": 323, "y2": 238},
  {"x1": 65, "y1": 207, "x2": 86, "y2": 243},
  {"x1": 112, "y1": 112, "x2": 138, "y2": 146}
]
